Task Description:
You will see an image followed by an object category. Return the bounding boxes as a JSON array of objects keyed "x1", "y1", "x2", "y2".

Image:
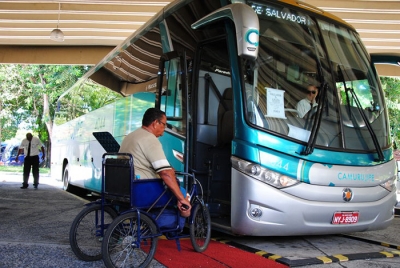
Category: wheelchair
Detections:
[{"x1": 69, "y1": 153, "x2": 211, "y2": 267}]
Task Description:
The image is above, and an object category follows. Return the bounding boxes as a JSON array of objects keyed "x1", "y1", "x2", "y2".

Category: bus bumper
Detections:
[{"x1": 230, "y1": 169, "x2": 396, "y2": 236}]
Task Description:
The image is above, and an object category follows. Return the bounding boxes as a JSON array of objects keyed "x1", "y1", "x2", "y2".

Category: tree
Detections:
[
  {"x1": 380, "y1": 76, "x2": 400, "y2": 148},
  {"x1": 0, "y1": 65, "x2": 30, "y2": 146},
  {"x1": 0, "y1": 64, "x2": 122, "y2": 167},
  {"x1": 0, "y1": 64, "x2": 90, "y2": 165}
]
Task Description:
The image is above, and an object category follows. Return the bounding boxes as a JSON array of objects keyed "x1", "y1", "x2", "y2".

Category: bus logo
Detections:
[
  {"x1": 246, "y1": 29, "x2": 259, "y2": 47},
  {"x1": 342, "y1": 188, "x2": 353, "y2": 202}
]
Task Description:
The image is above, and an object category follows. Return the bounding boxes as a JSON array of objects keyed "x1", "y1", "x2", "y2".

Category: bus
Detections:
[{"x1": 51, "y1": 0, "x2": 399, "y2": 236}]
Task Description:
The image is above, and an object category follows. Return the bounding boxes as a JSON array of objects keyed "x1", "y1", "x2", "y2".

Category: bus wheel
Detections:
[{"x1": 63, "y1": 164, "x2": 71, "y2": 191}]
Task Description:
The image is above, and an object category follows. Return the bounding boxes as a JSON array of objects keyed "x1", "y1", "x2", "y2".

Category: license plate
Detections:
[{"x1": 331, "y1": 211, "x2": 359, "y2": 224}]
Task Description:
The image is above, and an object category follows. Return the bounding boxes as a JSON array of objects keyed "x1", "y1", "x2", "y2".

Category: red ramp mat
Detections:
[{"x1": 154, "y1": 238, "x2": 287, "y2": 268}]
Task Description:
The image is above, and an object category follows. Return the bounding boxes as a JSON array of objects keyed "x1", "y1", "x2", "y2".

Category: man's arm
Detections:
[
  {"x1": 15, "y1": 148, "x2": 23, "y2": 163},
  {"x1": 158, "y1": 169, "x2": 191, "y2": 212},
  {"x1": 40, "y1": 146, "x2": 45, "y2": 160}
]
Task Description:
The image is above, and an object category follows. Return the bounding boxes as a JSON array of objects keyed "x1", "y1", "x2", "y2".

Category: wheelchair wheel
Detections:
[
  {"x1": 102, "y1": 211, "x2": 158, "y2": 268},
  {"x1": 69, "y1": 203, "x2": 118, "y2": 261},
  {"x1": 190, "y1": 203, "x2": 211, "y2": 252}
]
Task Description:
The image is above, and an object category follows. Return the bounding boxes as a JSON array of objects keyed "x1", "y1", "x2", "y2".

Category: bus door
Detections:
[
  {"x1": 192, "y1": 37, "x2": 233, "y2": 221},
  {"x1": 157, "y1": 51, "x2": 189, "y2": 188}
]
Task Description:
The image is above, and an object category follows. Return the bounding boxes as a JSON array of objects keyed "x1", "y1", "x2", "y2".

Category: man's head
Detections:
[
  {"x1": 142, "y1": 108, "x2": 167, "y2": 137},
  {"x1": 26, "y1": 133, "x2": 33, "y2": 141},
  {"x1": 306, "y1": 85, "x2": 318, "y2": 102}
]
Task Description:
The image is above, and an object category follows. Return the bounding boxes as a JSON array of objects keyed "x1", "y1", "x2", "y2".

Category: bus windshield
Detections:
[{"x1": 244, "y1": 2, "x2": 389, "y2": 152}]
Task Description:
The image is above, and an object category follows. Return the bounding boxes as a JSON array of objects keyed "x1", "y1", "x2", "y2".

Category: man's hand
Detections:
[
  {"x1": 177, "y1": 197, "x2": 191, "y2": 218},
  {"x1": 41, "y1": 147, "x2": 45, "y2": 161}
]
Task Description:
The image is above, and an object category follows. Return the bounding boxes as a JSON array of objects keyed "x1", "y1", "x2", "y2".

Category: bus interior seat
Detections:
[{"x1": 217, "y1": 87, "x2": 233, "y2": 146}]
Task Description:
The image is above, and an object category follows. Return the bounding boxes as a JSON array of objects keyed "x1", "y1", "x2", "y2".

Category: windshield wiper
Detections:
[
  {"x1": 337, "y1": 66, "x2": 384, "y2": 161},
  {"x1": 300, "y1": 28, "x2": 326, "y2": 156},
  {"x1": 301, "y1": 82, "x2": 327, "y2": 156}
]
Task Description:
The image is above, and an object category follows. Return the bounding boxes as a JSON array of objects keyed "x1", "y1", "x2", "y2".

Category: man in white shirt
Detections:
[
  {"x1": 119, "y1": 108, "x2": 191, "y2": 217},
  {"x1": 296, "y1": 85, "x2": 319, "y2": 118},
  {"x1": 16, "y1": 133, "x2": 45, "y2": 189}
]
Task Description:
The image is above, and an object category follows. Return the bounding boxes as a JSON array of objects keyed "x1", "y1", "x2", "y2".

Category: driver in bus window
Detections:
[
  {"x1": 118, "y1": 108, "x2": 191, "y2": 217},
  {"x1": 296, "y1": 85, "x2": 318, "y2": 118}
]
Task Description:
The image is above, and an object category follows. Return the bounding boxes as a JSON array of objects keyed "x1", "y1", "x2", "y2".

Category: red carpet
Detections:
[{"x1": 154, "y1": 238, "x2": 287, "y2": 268}]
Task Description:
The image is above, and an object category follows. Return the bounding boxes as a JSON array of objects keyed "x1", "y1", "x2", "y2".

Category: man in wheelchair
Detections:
[{"x1": 118, "y1": 108, "x2": 191, "y2": 217}]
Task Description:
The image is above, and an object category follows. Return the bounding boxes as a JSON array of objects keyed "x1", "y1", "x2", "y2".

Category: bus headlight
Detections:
[
  {"x1": 380, "y1": 175, "x2": 397, "y2": 192},
  {"x1": 231, "y1": 156, "x2": 299, "y2": 189}
]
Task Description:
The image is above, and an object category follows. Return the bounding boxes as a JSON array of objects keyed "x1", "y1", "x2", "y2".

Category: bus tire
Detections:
[
  {"x1": 63, "y1": 164, "x2": 71, "y2": 191},
  {"x1": 190, "y1": 203, "x2": 211, "y2": 252},
  {"x1": 69, "y1": 204, "x2": 118, "y2": 261}
]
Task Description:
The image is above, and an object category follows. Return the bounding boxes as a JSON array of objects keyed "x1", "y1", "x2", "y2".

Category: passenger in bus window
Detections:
[
  {"x1": 118, "y1": 108, "x2": 191, "y2": 217},
  {"x1": 296, "y1": 85, "x2": 319, "y2": 118},
  {"x1": 16, "y1": 133, "x2": 45, "y2": 189}
]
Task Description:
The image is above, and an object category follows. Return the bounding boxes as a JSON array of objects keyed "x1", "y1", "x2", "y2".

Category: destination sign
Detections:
[{"x1": 249, "y1": 2, "x2": 308, "y2": 25}]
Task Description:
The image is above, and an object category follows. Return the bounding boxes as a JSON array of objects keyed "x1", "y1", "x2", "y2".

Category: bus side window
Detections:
[{"x1": 160, "y1": 57, "x2": 185, "y2": 135}]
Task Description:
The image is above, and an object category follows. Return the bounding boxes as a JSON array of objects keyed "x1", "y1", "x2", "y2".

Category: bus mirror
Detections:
[
  {"x1": 370, "y1": 53, "x2": 400, "y2": 76},
  {"x1": 191, "y1": 3, "x2": 259, "y2": 60},
  {"x1": 370, "y1": 53, "x2": 400, "y2": 66}
]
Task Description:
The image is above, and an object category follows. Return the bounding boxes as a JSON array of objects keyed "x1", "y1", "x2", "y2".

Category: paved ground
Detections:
[{"x1": 0, "y1": 173, "x2": 165, "y2": 268}]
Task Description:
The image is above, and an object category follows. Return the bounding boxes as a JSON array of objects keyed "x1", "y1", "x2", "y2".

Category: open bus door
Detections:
[{"x1": 156, "y1": 51, "x2": 190, "y2": 190}]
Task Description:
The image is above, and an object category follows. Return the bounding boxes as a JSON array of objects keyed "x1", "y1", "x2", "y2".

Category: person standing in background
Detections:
[{"x1": 16, "y1": 133, "x2": 45, "y2": 189}]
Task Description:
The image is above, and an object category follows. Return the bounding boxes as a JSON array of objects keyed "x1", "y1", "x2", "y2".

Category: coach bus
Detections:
[{"x1": 51, "y1": 0, "x2": 399, "y2": 236}]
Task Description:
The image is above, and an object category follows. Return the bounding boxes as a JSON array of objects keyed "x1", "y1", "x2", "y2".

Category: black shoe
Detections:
[
  {"x1": 34, "y1": 186, "x2": 38, "y2": 190},
  {"x1": 20, "y1": 186, "x2": 28, "y2": 189}
]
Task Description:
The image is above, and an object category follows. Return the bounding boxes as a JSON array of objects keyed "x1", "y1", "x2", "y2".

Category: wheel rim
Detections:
[
  {"x1": 104, "y1": 213, "x2": 158, "y2": 268},
  {"x1": 190, "y1": 204, "x2": 211, "y2": 252},
  {"x1": 70, "y1": 205, "x2": 117, "y2": 261},
  {"x1": 63, "y1": 169, "x2": 69, "y2": 190},
  {"x1": 194, "y1": 209, "x2": 208, "y2": 246}
]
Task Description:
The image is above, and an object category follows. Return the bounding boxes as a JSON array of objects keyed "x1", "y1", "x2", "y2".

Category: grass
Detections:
[{"x1": 0, "y1": 166, "x2": 50, "y2": 174}]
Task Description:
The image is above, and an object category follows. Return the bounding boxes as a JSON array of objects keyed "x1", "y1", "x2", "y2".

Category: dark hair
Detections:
[{"x1": 142, "y1": 108, "x2": 165, "y2": 127}]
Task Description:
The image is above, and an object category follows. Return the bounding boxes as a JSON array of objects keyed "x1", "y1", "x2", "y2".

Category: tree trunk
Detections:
[
  {"x1": 39, "y1": 72, "x2": 53, "y2": 168},
  {"x1": 43, "y1": 93, "x2": 53, "y2": 168},
  {"x1": 43, "y1": 93, "x2": 53, "y2": 138}
]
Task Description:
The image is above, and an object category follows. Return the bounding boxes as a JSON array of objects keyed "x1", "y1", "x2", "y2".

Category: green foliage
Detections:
[
  {"x1": 0, "y1": 64, "x2": 121, "y2": 149},
  {"x1": 55, "y1": 79, "x2": 122, "y2": 125},
  {"x1": 0, "y1": 64, "x2": 90, "y2": 143},
  {"x1": 380, "y1": 76, "x2": 400, "y2": 148}
]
